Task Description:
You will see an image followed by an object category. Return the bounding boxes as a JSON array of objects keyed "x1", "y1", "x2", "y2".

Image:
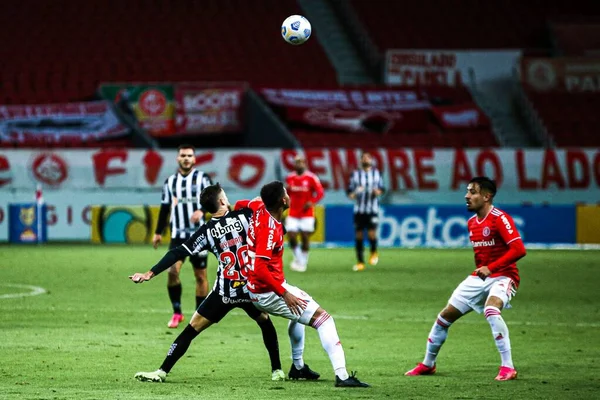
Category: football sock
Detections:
[
  {"x1": 369, "y1": 238, "x2": 377, "y2": 253},
  {"x1": 484, "y1": 306, "x2": 514, "y2": 368},
  {"x1": 355, "y1": 239, "x2": 365, "y2": 263},
  {"x1": 159, "y1": 324, "x2": 200, "y2": 373},
  {"x1": 195, "y1": 296, "x2": 206, "y2": 309},
  {"x1": 293, "y1": 246, "x2": 302, "y2": 262},
  {"x1": 423, "y1": 315, "x2": 451, "y2": 367},
  {"x1": 301, "y1": 251, "x2": 309, "y2": 266},
  {"x1": 288, "y1": 321, "x2": 305, "y2": 369},
  {"x1": 168, "y1": 284, "x2": 182, "y2": 314},
  {"x1": 257, "y1": 317, "x2": 282, "y2": 371},
  {"x1": 314, "y1": 314, "x2": 349, "y2": 380}
]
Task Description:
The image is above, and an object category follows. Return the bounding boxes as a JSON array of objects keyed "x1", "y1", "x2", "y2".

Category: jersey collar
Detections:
[{"x1": 475, "y1": 206, "x2": 495, "y2": 224}]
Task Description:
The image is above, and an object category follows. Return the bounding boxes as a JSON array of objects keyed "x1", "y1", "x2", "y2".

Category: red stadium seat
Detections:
[
  {"x1": 523, "y1": 89, "x2": 600, "y2": 146},
  {"x1": 350, "y1": 0, "x2": 600, "y2": 50},
  {"x1": 0, "y1": 0, "x2": 337, "y2": 105}
]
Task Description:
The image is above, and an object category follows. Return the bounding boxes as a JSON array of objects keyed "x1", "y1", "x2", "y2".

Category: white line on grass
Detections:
[
  {"x1": 130, "y1": 308, "x2": 599, "y2": 329},
  {"x1": 0, "y1": 283, "x2": 47, "y2": 299}
]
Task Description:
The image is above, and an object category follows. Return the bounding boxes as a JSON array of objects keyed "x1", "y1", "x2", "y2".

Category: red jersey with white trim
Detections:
[
  {"x1": 468, "y1": 206, "x2": 522, "y2": 285},
  {"x1": 246, "y1": 200, "x2": 286, "y2": 294},
  {"x1": 285, "y1": 171, "x2": 324, "y2": 218}
]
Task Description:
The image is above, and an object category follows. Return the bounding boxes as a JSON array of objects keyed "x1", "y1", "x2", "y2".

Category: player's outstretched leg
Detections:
[
  {"x1": 310, "y1": 309, "x2": 369, "y2": 387},
  {"x1": 484, "y1": 305, "x2": 517, "y2": 381},
  {"x1": 406, "y1": 304, "x2": 463, "y2": 376},
  {"x1": 287, "y1": 321, "x2": 320, "y2": 380},
  {"x1": 135, "y1": 313, "x2": 209, "y2": 382}
]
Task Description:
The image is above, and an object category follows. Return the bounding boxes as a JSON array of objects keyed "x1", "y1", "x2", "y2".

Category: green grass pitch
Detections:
[{"x1": 0, "y1": 245, "x2": 599, "y2": 399}]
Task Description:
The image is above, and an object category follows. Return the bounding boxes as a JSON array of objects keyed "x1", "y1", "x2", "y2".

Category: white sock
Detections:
[
  {"x1": 288, "y1": 321, "x2": 305, "y2": 369},
  {"x1": 485, "y1": 306, "x2": 514, "y2": 368},
  {"x1": 293, "y1": 246, "x2": 302, "y2": 262},
  {"x1": 423, "y1": 315, "x2": 451, "y2": 367},
  {"x1": 314, "y1": 312, "x2": 349, "y2": 380},
  {"x1": 301, "y1": 251, "x2": 309, "y2": 266}
]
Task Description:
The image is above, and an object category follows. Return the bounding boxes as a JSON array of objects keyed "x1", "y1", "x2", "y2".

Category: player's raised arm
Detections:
[
  {"x1": 129, "y1": 226, "x2": 210, "y2": 284},
  {"x1": 234, "y1": 197, "x2": 263, "y2": 211},
  {"x1": 129, "y1": 246, "x2": 188, "y2": 284}
]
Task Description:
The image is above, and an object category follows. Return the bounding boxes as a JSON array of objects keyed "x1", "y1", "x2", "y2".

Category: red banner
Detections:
[
  {"x1": 259, "y1": 88, "x2": 429, "y2": 110},
  {"x1": 520, "y1": 57, "x2": 600, "y2": 93},
  {"x1": 0, "y1": 102, "x2": 129, "y2": 146},
  {"x1": 431, "y1": 103, "x2": 490, "y2": 130},
  {"x1": 175, "y1": 83, "x2": 246, "y2": 134},
  {"x1": 284, "y1": 106, "x2": 430, "y2": 133}
]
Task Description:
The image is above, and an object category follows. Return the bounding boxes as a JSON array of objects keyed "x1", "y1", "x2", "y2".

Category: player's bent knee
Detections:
[
  {"x1": 485, "y1": 295, "x2": 505, "y2": 309},
  {"x1": 255, "y1": 312, "x2": 270, "y2": 323},
  {"x1": 190, "y1": 312, "x2": 212, "y2": 332},
  {"x1": 440, "y1": 304, "x2": 465, "y2": 323},
  {"x1": 309, "y1": 307, "x2": 329, "y2": 327}
]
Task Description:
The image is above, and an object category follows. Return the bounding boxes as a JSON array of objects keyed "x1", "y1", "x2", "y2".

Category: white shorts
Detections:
[
  {"x1": 449, "y1": 275, "x2": 517, "y2": 314},
  {"x1": 285, "y1": 217, "x2": 315, "y2": 233},
  {"x1": 249, "y1": 282, "x2": 320, "y2": 324}
]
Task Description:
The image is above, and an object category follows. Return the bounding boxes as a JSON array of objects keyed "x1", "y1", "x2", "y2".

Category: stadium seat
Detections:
[
  {"x1": 523, "y1": 89, "x2": 600, "y2": 146},
  {"x1": 0, "y1": 0, "x2": 337, "y2": 105},
  {"x1": 350, "y1": 0, "x2": 600, "y2": 50}
]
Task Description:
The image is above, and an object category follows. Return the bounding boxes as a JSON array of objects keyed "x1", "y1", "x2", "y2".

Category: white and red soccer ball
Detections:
[{"x1": 281, "y1": 15, "x2": 312, "y2": 45}]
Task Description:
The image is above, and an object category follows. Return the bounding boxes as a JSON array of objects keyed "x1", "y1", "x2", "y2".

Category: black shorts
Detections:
[
  {"x1": 197, "y1": 290, "x2": 262, "y2": 323},
  {"x1": 354, "y1": 213, "x2": 379, "y2": 231},
  {"x1": 170, "y1": 238, "x2": 208, "y2": 269}
]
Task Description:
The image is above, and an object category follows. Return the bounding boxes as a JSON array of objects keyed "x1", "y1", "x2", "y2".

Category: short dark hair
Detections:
[
  {"x1": 178, "y1": 144, "x2": 195, "y2": 153},
  {"x1": 200, "y1": 183, "x2": 223, "y2": 213},
  {"x1": 469, "y1": 176, "x2": 497, "y2": 198},
  {"x1": 260, "y1": 181, "x2": 286, "y2": 210}
]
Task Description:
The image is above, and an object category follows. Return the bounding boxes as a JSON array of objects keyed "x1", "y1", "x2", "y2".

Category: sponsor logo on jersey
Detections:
[
  {"x1": 266, "y1": 228, "x2": 275, "y2": 250},
  {"x1": 501, "y1": 215, "x2": 513, "y2": 234},
  {"x1": 471, "y1": 238, "x2": 496, "y2": 247},
  {"x1": 193, "y1": 233, "x2": 206, "y2": 249},
  {"x1": 221, "y1": 295, "x2": 251, "y2": 304},
  {"x1": 210, "y1": 219, "x2": 244, "y2": 238},
  {"x1": 290, "y1": 184, "x2": 310, "y2": 192}
]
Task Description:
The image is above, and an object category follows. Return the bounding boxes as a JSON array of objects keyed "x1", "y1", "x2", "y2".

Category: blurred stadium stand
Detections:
[{"x1": 1, "y1": 0, "x2": 599, "y2": 148}]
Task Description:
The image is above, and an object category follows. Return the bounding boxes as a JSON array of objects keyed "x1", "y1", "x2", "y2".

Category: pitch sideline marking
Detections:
[
  {"x1": 0, "y1": 283, "x2": 47, "y2": 299},
  {"x1": 135, "y1": 308, "x2": 599, "y2": 329}
]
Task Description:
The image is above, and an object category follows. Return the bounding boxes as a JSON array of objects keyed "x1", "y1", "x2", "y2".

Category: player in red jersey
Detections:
[
  {"x1": 405, "y1": 177, "x2": 526, "y2": 381},
  {"x1": 285, "y1": 155, "x2": 324, "y2": 272},
  {"x1": 238, "y1": 181, "x2": 369, "y2": 388}
]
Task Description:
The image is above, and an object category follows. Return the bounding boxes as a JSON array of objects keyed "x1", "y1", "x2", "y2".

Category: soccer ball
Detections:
[{"x1": 281, "y1": 15, "x2": 312, "y2": 45}]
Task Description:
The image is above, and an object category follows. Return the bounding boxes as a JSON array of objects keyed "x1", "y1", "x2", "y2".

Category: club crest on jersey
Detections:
[{"x1": 483, "y1": 227, "x2": 491, "y2": 237}]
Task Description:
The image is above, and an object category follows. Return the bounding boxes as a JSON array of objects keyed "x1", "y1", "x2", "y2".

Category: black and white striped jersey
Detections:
[
  {"x1": 181, "y1": 208, "x2": 253, "y2": 299},
  {"x1": 160, "y1": 169, "x2": 212, "y2": 239},
  {"x1": 347, "y1": 168, "x2": 385, "y2": 214}
]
